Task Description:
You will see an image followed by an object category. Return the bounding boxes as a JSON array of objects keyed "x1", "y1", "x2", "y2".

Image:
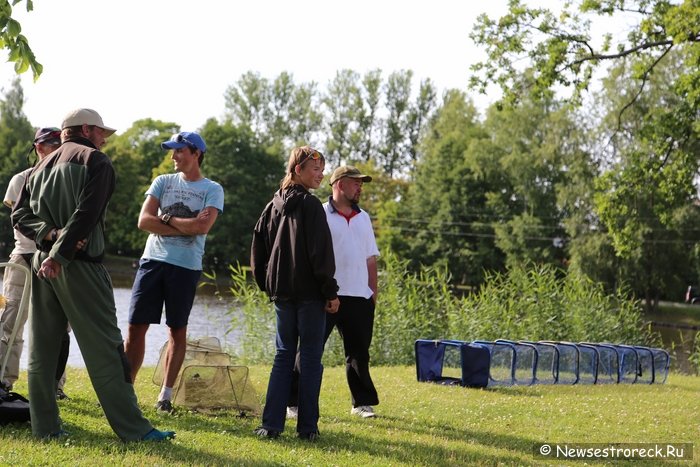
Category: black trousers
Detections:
[{"x1": 289, "y1": 295, "x2": 379, "y2": 407}]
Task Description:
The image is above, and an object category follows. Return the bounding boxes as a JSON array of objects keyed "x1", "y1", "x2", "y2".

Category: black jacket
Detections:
[{"x1": 251, "y1": 184, "x2": 338, "y2": 302}]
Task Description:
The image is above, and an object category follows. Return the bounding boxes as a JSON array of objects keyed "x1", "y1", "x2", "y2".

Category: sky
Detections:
[{"x1": 1, "y1": 0, "x2": 546, "y2": 133}]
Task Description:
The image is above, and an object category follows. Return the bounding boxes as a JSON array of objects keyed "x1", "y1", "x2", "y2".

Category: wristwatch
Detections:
[{"x1": 160, "y1": 213, "x2": 172, "y2": 225}]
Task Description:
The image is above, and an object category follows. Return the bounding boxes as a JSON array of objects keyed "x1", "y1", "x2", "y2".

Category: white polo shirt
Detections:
[{"x1": 324, "y1": 199, "x2": 380, "y2": 299}]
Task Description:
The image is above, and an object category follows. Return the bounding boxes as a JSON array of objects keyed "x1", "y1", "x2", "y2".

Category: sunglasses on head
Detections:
[
  {"x1": 172, "y1": 133, "x2": 197, "y2": 149},
  {"x1": 298, "y1": 149, "x2": 322, "y2": 166}
]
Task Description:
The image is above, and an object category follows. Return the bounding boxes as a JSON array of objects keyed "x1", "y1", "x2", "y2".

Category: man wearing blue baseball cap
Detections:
[{"x1": 125, "y1": 131, "x2": 224, "y2": 413}]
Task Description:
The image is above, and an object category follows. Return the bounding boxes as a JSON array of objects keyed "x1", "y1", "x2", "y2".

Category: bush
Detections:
[{"x1": 449, "y1": 263, "x2": 657, "y2": 346}]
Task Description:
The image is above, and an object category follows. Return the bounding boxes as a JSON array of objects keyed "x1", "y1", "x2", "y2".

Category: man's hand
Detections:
[
  {"x1": 325, "y1": 297, "x2": 340, "y2": 314},
  {"x1": 76, "y1": 238, "x2": 87, "y2": 251},
  {"x1": 37, "y1": 257, "x2": 61, "y2": 279}
]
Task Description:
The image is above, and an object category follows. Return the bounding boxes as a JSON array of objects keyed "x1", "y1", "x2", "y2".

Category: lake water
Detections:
[{"x1": 18, "y1": 286, "x2": 237, "y2": 370}]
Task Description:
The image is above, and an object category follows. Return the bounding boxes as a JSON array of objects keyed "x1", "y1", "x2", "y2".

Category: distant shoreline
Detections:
[{"x1": 103, "y1": 254, "x2": 227, "y2": 295}]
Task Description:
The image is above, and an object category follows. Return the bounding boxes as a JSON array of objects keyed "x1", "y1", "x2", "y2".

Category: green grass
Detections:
[{"x1": 1, "y1": 366, "x2": 698, "y2": 466}]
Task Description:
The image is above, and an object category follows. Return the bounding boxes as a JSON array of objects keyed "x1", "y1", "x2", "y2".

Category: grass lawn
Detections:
[{"x1": 1, "y1": 365, "x2": 698, "y2": 466}]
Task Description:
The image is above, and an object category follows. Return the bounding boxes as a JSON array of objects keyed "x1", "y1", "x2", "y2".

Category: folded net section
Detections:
[
  {"x1": 152, "y1": 337, "x2": 231, "y2": 387},
  {"x1": 415, "y1": 339, "x2": 489, "y2": 387},
  {"x1": 473, "y1": 341, "x2": 515, "y2": 386},
  {"x1": 540, "y1": 341, "x2": 581, "y2": 384},
  {"x1": 173, "y1": 365, "x2": 261, "y2": 414},
  {"x1": 415, "y1": 339, "x2": 670, "y2": 387},
  {"x1": 152, "y1": 337, "x2": 260, "y2": 414},
  {"x1": 650, "y1": 347, "x2": 670, "y2": 383},
  {"x1": 522, "y1": 341, "x2": 559, "y2": 384}
]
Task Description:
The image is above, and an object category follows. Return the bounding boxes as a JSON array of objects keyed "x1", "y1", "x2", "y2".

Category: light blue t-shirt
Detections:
[{"x1": 142, "y1": 174, "x2": 224, "y2": 270}]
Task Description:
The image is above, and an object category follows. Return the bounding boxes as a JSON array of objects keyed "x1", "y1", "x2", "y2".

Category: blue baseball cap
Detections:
[{"x1": 161, "y1": 131, "x2": 206, "y2": 153}]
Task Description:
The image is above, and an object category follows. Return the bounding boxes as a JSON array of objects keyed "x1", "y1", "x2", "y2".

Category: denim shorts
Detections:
[{"x1": 128, "y1": 259, "x2": 201, "y2": 328}]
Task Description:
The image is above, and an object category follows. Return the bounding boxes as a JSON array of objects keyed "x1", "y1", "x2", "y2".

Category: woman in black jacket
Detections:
[{"x1": 251, "y1": 146, "x2": 339, "y2": 440}]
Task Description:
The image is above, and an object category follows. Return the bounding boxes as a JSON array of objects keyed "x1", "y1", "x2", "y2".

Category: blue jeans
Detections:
[{"x1": 261, "y1": 299, "x2": 326, "y2": 434}]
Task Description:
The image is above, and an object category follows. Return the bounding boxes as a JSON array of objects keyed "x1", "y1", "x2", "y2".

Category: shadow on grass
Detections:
[
  {"x1": 46, "y1": 391, "x2": 538, "y2": 465},
  {"x1": 14, "y1": 396, "x2": 277, "y2": 466}
]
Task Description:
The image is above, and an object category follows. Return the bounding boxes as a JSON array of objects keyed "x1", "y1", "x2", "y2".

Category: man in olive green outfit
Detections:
[{"x1": 12, "y1": 108, "x2": 173, "y2": 442}]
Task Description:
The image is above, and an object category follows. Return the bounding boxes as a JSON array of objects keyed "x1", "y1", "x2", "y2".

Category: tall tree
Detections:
[
  {"x1": 380, "y1": 70, "x2": 413, "y2": 177},
  {"x1": 470, "y1": 0, "x2": 700, "y2": 307},
  {"x1": 384, "y1": 90, "x2": 497, "y2": 285},
  {"x1": 352, "y1": 69, "x2": 382, "y2": 162},
  {"x1": 224, "y1": 71, "x2": 321, "y2": 154},
  {"x1": 593, "y1": 49, "x2": 700, "y2": 308},
  {"x1": 482, "y1": 92, "x2": 573, "y2": 269},
  {"x1": 224, "y1": 71, "x2": 270, "y2": 143},
  {"x1": 405, "y1": 78, "x2": 437, "y2": 170},
  {"x1": 322, "y1": 69, "x2": 362, "y2": 167}
]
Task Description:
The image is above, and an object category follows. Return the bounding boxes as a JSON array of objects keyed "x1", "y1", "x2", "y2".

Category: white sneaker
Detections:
[
  {"x1": 350, "y1": 405, "x2": 376, "y2": 418},
  {"x1": 286, "y1": 406, "x2": 298, "y2": 419}
]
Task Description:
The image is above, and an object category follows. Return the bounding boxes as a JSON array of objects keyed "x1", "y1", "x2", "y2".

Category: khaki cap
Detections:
[
  {"x1": 330, "y1": 165, "x2": 372, "y2": 185},
  {"x1": 61, "y1": 108, "x2": 116, "y2": 136}
]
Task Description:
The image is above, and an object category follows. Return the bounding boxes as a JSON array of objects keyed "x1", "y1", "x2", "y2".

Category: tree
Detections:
[
  {"x1": 0, "y1": 77, "x2": 33, "y2": 258},
  {"x1": 405, "y1": 78, "x2": 437, "y2": 170},
  {"x1": 470, "y1": 0, "x2": 700, "y2": 307},
  {"x1": 384, "y1": 90, "x2": 498, "y2": 285},
  {"x1": 322, "y1": 69, "x2": 362, "y2": 167},
  {"x1": 353, "y1": 69, "x2": 382, "y2": 162},
  {"x1": 482, "y1": 89, "x2": 576, "y2": 270},
  {"x1": 470, "y1": 0, "x2": 700, "y2": 110},
  {"x1": 379, "y1": 70, "x2": 413, "y2": 177},
  {"x1": 223, "y1": 71, "x2": 268, "y2": 141},
  {"x1": 0, "y1": 0, "x2": 41, "y2": 80},
  {"x1": 223, "y1": 71, "x2": 322, "y2": 153},
  {"x1": 592, "y1": 49, "x2": 700, "y2": 307}
]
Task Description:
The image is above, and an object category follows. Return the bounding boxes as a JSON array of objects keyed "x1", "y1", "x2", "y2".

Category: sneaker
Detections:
[
  {"x1": 254, "y1": 426, "x2": 280, "y2": 439},
  {"x1": 155, "y1": 399, "x2": 174, "y2": 414},
  {"x1": 56, "y1": 389, "x2": 70, "y2": 400},
  {"x1": 298, "y1": 431, "x2": 320, "y2": 441},
  {"x1": 141, "y1": 428, "x2": 176, "y2": 441},
  {"x1": 350, "y1": 405, "x2": 376, "y2": 418},
  {"x1": 286, "y1": 406, "x2": 298, "y2": 420}
]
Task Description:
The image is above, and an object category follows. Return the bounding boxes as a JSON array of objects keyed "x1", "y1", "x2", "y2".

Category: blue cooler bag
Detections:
[{"x1": 415, "y1": 339, "x2": 490, "y2": 388}]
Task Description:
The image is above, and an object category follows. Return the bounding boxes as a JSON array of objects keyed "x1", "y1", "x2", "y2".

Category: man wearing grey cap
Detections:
[{"x1": 12, "y1": 108, "x2": 174, "y2": 441}]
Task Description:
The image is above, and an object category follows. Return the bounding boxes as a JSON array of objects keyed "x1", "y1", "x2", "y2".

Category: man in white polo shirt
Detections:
[{"x1": 287, "y1": 165, "x2": 380, "y2": 419}]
